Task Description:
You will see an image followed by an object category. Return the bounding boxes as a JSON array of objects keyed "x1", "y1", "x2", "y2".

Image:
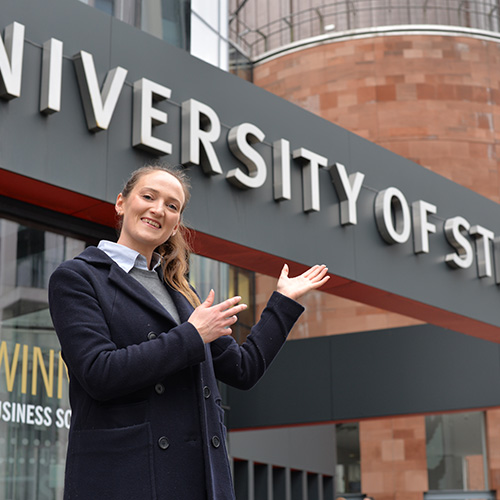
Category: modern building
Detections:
[
  {"x1": 1, "y1": 1, "x2": 500, "y2": 500},
  {"x1": 227, "y1": 2, "x2": 500, "y2": 500}
]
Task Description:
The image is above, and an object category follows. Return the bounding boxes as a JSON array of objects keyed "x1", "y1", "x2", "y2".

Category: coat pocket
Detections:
[
  {"x1": 65, "y1": 423, "x2": 156, "y2": 500},
  {"x1": 86, "y1": 400, "x2": 149, "y2": 429}
]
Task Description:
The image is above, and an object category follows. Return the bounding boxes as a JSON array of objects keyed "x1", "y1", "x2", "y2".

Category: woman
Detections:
[{"x1": 49, "y1": 164, "x2": 329, "y2": 499}]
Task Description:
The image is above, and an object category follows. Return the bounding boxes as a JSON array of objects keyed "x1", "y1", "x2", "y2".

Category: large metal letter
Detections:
[
  {"x1": 273, "y1": 139, "x2": 291, "y2": 201},
  {"x1": 412, "y1": 200, "x2": 437, "y2": 254},
  {"x1": 293, "y1": 148, "x2": 328, "y2": 212},
  {"x1": 494, "y1": 236, "x2": 500, "y2": 285},
  {"x1": 444, "y1": 216, "x2": 473, "y2": 269},
  {"x1": 40, "y1": 38, "x2": 63, "y2": 114},
  {"x1": 181, "y1": 99, "x2": 222, "y2": 175},
  {"x1": 328, "y1": 162, "x2": 365, "y2": 225},
  {"x1": 470, "y1": 225, "x2": 495, "y2": 278},
  {"x1": 0, "y1": 22, "x2": 25, "y2": 99},
  {"x1": 73, "y1": 50, "x2": 127, "y2": 131},
  {"x1": 374, "y1": 187, "x2": 411, "y2": 244},
  {"x1": 227, "y1": 123, "x2": 267, "y2": 189},
  {"x1": 133, "y1": 78, "x2": 172, "y2": 155}
]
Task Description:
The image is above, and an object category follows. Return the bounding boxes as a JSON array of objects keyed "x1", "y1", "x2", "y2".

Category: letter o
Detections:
[{"x1": 375, "y1": 187, "x2": 411, "y2": 244}]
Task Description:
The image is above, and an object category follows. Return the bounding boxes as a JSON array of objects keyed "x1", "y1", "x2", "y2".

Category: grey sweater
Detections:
[{"x1": 129, "y1": 267, "x2": 181, "y2": 325}]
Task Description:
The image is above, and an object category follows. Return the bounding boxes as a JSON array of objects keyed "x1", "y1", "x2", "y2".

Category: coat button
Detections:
[
  {"x1": 158, "y1": 436, "x2": 169, "y2": 450},
  {"x1": 203, "y1": 386, "x2": 211, "y2": 399},
  {"x1": 147, "y1": 331, "x2": 157, "y2": 340},
  {"x1": 155, "y1": 383, "x2": 165, "y2": 394},
  {"x1": 211, "y1": 436, "x2": 221, "y2": 448}
]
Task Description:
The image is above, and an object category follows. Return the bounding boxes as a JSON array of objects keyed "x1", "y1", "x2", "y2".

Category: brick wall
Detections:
[
  {"x1": 359, "y1": 417, "x2": 428, "y2": 500},
  {"x1": 254, "y1": 34, "x2": 500, "y2": 338},
  {"x1": 487, "y1": 409, "x2": 500, "y2": 500},
  {"x1": 252, "y1": 32, "x2": 500, "y2": 500},
  {"x1": 253, "y1": 34, "x2": 500, "y2": 203}
]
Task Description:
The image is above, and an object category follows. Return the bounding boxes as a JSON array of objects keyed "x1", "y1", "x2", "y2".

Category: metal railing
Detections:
[
  {"x1": 232, "y1": 458, "x2": 335, "y2": 499},
  {"x1": 229, "y1": 0, "x2": 500, "y2": 58}
]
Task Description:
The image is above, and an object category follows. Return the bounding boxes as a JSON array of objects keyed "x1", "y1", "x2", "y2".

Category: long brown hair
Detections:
[{"x1": 119, "y1": 163, "x2": 201, "y2": 308}]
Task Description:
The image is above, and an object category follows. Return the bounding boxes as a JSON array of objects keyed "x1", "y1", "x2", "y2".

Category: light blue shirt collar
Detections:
[{"x1": 97, "y1": 240, "x2": 162, "y2": 273}]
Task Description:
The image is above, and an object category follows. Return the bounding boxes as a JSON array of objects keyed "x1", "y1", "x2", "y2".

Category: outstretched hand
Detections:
[
  {"x1": 276, "y1": 264, "x2": 330, "y2": 301},
  {"x1": 188, "y1": 290, "x2": 247, "y2": 344}
]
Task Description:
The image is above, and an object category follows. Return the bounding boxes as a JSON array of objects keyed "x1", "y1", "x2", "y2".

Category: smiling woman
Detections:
[
  {"x1": 116, "y1": 170, "x2": 184, "y2": 259},
  {"x1": 113, "y1": 165, "x2": 201, "y2": 307},
  {"x1": 47, "y1": 162, "x2": 329, "y2": 500}
]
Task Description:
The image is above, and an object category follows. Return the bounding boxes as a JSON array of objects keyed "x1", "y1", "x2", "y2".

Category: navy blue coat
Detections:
[{"x1": 48, "y1": 247, "x2": 304, "y2": 500}]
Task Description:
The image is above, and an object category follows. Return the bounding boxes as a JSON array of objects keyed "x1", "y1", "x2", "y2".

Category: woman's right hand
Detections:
[{"x1": 188, "y1": 290, "x2": 247, "y2": 343}]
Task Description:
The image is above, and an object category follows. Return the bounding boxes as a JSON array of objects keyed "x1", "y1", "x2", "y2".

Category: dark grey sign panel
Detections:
[
  {"x1": 226, "y1": 325, "x2": 500, "y2": 429},
  {"x1": 0, "y1": 0, "x2": 499, "y2": 339}
]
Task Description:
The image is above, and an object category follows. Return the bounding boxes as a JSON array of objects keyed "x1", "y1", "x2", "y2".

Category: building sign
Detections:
[
  {"x1": 0, "y1": 340, "x2": 70, "y2": 429},
  {"x1": 0, "y1": 0, "x2": 499, "y2": 340},
  {"x1": 1, "y1": 20, "x2": 499, "y2": 284}
]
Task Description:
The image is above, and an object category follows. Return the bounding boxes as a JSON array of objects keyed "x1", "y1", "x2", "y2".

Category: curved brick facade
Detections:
[
  {"x1": 254, "y1": 32, "x2": 500, "y2": 339},
  {"x1": 253, "y1": 32, "x2": 500, "y2": 500},
  {"x1": 254, "y1": 33, "x2": 500, "y2": 203}
]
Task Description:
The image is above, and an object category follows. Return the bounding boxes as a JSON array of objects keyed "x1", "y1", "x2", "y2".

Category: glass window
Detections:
[
  {"x1": 191, "y1": 0, "x2": 229, "y2": 70},
  {"x1": 426, "y1": 411, "x2": 488, "y2": 491},
  {"x1": 0, "y1": 217, "x2": 90, "y2": 500},
  {"x1": 0, "y1": 212, "x2": 256, "y2": 498},
  {"x1": 78, "y1": 0, "x2": 141, "y2": 25},
  {"x1": 229, "y1": 45, "x2": 253, "y2": 81},
  {"x1": 16, "y1": 226, "x2": 51, "y2": 290},
  {"x1": 189, "y1": 254, "x2": 230, "y2": 303},
  {"x1": 229, "y1": 0, "x2": 500, "y2": 59},
  {"x1": 336, "y1": 422, "x2": 361, "y2": 494},
  {"x1": 141, "y1": 0, "x2": 191, "y2": 49},
  {"x1": 190, "y1": 14, "x2": 222, "y2": 67},
  {"x1": 191, "y1": 0, "x2": 219, "y2": 31},
  {"x1": 79, "y1": 0, "x2": 114, "y2": 15},
  {"x1": 94, "y1": 0, "x2": 113, "y2": 15},
  {"x1": 228, "y1": 266, "x2": 255, "y2": 344},
  {"x1": 78, "y1": 0, "x2": 233, "y2": 70},
  {"x1": 189, "y1": 254, "x2": 255, "y2": 345}
]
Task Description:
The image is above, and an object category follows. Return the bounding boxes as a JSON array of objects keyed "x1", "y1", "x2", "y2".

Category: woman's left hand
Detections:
[{"x1": 276, "y1": 264, "x2": 330, "y2": 301}]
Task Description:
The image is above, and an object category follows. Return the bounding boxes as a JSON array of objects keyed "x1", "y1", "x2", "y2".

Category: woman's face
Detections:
[{"x1": 115, "y1": 170, "x2": 186, "y2": 259}]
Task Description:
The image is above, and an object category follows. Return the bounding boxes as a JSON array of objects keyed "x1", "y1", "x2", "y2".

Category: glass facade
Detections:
[
  {"x1": 78, "y1": 0, "x2": 114, "y2": 17},
  {"x1": 426, "y1": 412, "x2": 488, "y2": 492},
  {"x1": 189, "y1": 254, "x2": 255, "y2": 345},
  {"x1": 191, "y1": 0, "x2": 229, "y2": 70},
  {"x1": 229, "y1": 0, "x2": 500, "y2": 58},
  {"x1": 333, "y1": 412, "x2": 490, "y2": 497},
  {"x1": 141, "y1": 0, "x2": 191, "y2": 50},
  {"x1": 336, "y1": 422, "x2": 361, "y2": 494},
  {"x1": 0, "y1": 213, "x2": 256, "y2": 498},
  {"x1": 228, "y1": 45, "x2": 253, "y2": 81},
  {"x1": 77, "y1": 0, "x2": 233, "y2": 70},
  {"x1": 4, "y1": 2, "x2": 499, "y2": 498},
  {"x1": 0, "y1": 219, "x2": 88, "y2": 499}
]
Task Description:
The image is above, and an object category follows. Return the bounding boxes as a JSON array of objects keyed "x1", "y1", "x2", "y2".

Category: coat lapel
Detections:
[
  {"x1": 78, "y1": 246, "x2": 194, "y2": 327},
  {"x1": 165, "y1": 284, "x2": 196, "y2": 323},
  {"x1": 107, "y1": 264, "x2": 181, "y2": 326}
]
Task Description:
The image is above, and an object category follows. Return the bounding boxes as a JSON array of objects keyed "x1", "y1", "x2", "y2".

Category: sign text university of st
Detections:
[{"x1": 0, "y1": 5, "x2": 499, "y2": 340}]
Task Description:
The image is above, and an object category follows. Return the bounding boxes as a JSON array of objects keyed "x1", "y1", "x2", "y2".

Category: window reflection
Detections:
[
  {"x1": 191, "y1": 0, "x2": 229, "y2": 69},
  {"x1": 76, "y1": 0, "x2": 233, "y2": 71},
  {"x1": 0, "y1": 218, "x2": 87, "y2": 499},
  {"x1": 189, "y1": 254, "x2": 255, "y2": 345},
  {"x1": 228, "y1": 266, "x2": 254, "y2": 344},
  {"x1": 79, "y1": 0, "x2": 113, "y2": 16},
  {"x1": 336, "y1": 422, "x2": 361, "y2": 494},
  {"x1": 426, "y1": 412, "x2": 488, "y2": 491},
  {"x1": 0, "y1": 216, "x2": 256, "y2": 498},
  {"x1": 141, "y1": 0, "x2": 191, "y2": 49}
]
